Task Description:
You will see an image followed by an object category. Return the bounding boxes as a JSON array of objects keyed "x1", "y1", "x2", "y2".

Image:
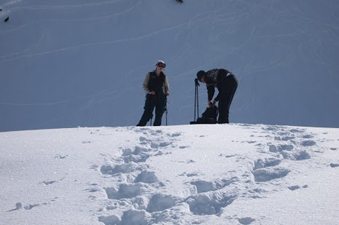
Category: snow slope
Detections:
[
  {"x1": 1, "y1": 124, "x2": 339, "y2": 225},
  {"x1": 1, "y1": 0, "x2": 339, "y2": 131}
]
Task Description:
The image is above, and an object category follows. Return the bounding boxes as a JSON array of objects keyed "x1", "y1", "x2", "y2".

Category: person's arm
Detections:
[
  {"x1": 207, "y1": 84, "x2": 215, "y2": 102},
  {"x1": 164, "y1": 76, "x2": 170, "y2": 95},
  {"x1": 143, "y1": 73, "x2": 154, "y2": 94},
  {"x1": 214, "y1": 92, "x2": 220, "y2": 102}
]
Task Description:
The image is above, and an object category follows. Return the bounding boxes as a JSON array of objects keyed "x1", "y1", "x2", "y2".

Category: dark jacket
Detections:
[
  {"x1": 143, "y1": 71, "x2": 169, "y2": 96},
  {"x1": 205, "y1": 69, "x2": 234, "y2": 101}
]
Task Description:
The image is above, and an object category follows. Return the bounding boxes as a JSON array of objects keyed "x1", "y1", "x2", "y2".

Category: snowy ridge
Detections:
[{"x1": 1, "y1": 124, "x2": 339, "y2": 225}]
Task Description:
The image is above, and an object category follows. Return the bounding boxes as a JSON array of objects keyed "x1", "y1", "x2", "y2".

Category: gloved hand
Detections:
[{"x1": 208, "y1": 100, "x2": 216, "y2": 107}]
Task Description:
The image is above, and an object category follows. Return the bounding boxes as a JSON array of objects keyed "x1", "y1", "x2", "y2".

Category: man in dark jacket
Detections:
[
  {"x1": 137, "y1": 60, "x2": 170, "y2": 126},
  {"x1": 196, "y1": 68, "x2": 238, "y2": 123}
]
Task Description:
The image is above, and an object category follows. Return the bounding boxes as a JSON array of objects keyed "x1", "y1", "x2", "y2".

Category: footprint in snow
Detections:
[
  {"x1": 168, "y1": 132, "x2": 181, "y2": 137},
  {"x1": 120, "y1": 210, "x2": 148, "y2": 225},
  {"x1": 98, "y1": 215, "x2": 120, "y2": 225},
  {"x1": 282, "y1": 150, "x2": 311, "y2": 161},
  {"x1": 100, "y1": 163, "x2": 138, "y2": 175},
  {"x1": 301, "y1": 140, "x2": 316, "y2": 147},
  {"x1": 288, "y1": 185, "x2": 308, "y2": 191},
  {"x1": 179, "y1": 145, "x2": 189, "y2": 149},
  {"x1": 42, "y1": 180, "x2": 57, "y2": 185},
  {"x1": 179, "y1": 172, "x2": 199, "y2": 177},
  {"x1": 268, "y1": 144, "x2": 311, "y2": 160},
  {"x1": 134, "y1": 171, "x2": 159, "y2": 183},
  {"x1": 186, "y1": 192, "x2": 237, "y2": 215},
  {"x1": 146, "y1": 193, "x2": 177, "y2": 213},
  {"x1": 288, "y1": 185, "x2": 300, "y2": 191},
  {"x1": 252, "y1": 167, "x2": 290, "y2": 182},
  {"x1": 54, "y1": 154, "x2": 68, "y2": 159},
  {"x1": 269, "y1": 144, "x2": 294, "y2": 153},
  {"x1": 289, "y1": 128, "x2": 305, "y2": 133},
  {"x1": 238, "y1": 217, "x2": 256, "y2": 225},
  {"x1": 191, "y1": 177, "x2": 237, "y2": 193},
  {"x1": 122, "y1": 147, "x2": 150, "y2": 163},
  {"x1": 98, "y1": 209, "x2": 148, "y2": 225},
  {"x1": 105, "y1": 183, "x2": 142, "y2": 199},
  {"x1": 253, "y1": 158, "x2": 281, "y2": 170}
]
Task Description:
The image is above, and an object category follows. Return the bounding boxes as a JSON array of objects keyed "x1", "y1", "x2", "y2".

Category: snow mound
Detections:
[{"x1": 1, "y1": 124, "x2": 339, "y2": 225}]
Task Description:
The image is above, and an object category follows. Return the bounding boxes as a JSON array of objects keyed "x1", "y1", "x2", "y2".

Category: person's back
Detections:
[{"x1": 196, "y1": 68, "x2": 238, "y2": 123}]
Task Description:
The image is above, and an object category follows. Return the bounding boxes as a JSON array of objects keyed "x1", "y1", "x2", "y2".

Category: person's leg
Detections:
[
  {"x1": 153, "y1": 96, "x2": 166, "y2": 126},
  {"x1": 137, "y1": 95, "x2": 156, "y2": 126},
  {"x1": 218, "y1": 75, "x2": 238, "y2": 124},
  {"x1": 218, "y1": 97, "x2": 228, "y2": 123}
]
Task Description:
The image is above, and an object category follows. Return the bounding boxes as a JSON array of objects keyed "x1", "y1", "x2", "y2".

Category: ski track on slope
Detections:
[
  {"x1": 0, "y1": 2, "x2": 242, "y2": 63},
  {"x1": 10, "y1": 0, "x2": 125, "y2": 10},
  {"x1": 0, "y1": 20, "x2": 187, "y2": 63},
  {"x1": 80, "y1": 125, "x2": 324, "y2": 225},
  {"x1": 13, "y1": 0, "x2": 142, "y2": 23}
]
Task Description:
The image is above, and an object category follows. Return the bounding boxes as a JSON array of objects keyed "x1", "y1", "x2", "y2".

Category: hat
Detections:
[
  {"x1": 196, "y1": 70, "x2": 206, "y2": 81},
  {"x1": 156, "y1": 60, "x2": 166, "y2": 68}
]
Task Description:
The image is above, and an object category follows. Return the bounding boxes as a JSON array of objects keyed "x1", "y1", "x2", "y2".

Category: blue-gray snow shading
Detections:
[
  {"x1": 105, "y1": 184, "x2": 142, "y2": 199},
  {"x1": 98, "y1": 215, "x2": 120, "y2": 225},
  {"x1": 238, "y1": 217, "x2": 256, "y2": 225},
  {"x1": 330, "y1": 163, "x2": 339, "y2": 168},
  {"x1": 186, "y1": 192, "x2": 237, "y2": 215},
  {"x1": 252, "y1": 167, "x2": 290, "y2": 182},
  {"x1": 1, "y1": 0, "x2": 339, "y2": 131},
  {"x1": 134, "y1": 171, "x2": 159, "y2": 183},
  {"x1": 146, "y1": 194, "x2": 177, "y2": 213}
]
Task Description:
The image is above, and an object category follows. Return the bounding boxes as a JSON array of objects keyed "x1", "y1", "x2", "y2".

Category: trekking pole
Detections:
[
  {"x1": 194, "y1": 78, "x2": 200, "y2": 121},
  {"x1": 196, "y1": 81, "x2": 199, "y2": 119},
  {"x1": 165, "y1": 105, "x2": 168, "y2": 126},
  {"x1": 194, "y1": 81, "x2": 196, "y2": 121},
  {"x1": 149, "y1": 114, "x2": 153, "y2": 126}
]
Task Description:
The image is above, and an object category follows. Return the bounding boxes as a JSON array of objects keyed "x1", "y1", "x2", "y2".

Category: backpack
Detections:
[{"x1": 190, "y1": 105, "x2": 218, "y2": 124}]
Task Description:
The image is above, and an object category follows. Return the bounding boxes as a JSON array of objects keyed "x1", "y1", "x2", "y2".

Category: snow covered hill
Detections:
[
  {"x1": 1, "y1": 124, "x2": 339, "y2": 225},
  {"x1": 1, "y1": 0, "x2": 339, "y2": 131}
]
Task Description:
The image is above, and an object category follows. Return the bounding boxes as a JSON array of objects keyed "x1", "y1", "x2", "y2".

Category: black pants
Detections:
[
  {"x1": 217, "y1": 74, "x2": 238, "y2": 123},
  {"x1": 137, "y1": 94, "x2": 167, "y2": 126}
]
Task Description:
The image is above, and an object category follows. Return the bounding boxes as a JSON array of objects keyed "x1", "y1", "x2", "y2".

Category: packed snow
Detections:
[
  {"x1": 1, "y1": 124, "x2": 339, "y2": 225},
  {"x1": 1, "y1": 1, "x2": 339, "y2": 223}
]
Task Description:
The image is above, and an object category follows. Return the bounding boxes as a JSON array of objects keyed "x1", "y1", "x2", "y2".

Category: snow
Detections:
[
  {"x1": 1, "y1": 1, "x2": 339, "y2": 223},
  {"x1": 1, "y1": 0, "x2": 339, "y2": 131},
  {"x1": 1, "y1": 124, "x2": 339, "y2": 225}
]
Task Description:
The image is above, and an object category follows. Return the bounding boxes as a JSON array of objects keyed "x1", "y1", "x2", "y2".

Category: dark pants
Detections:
[
  {"x1": 217, "y1": 74, "x2": 238, "y2": 123},
  {"x1": 137, "y1": 94, "x2": 167, "y2": 126}
]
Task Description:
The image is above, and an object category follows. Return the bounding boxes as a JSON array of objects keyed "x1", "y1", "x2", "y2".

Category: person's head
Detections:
[
  {"x1": 155, "y1": 60, "x2": 166, "y2": 72},
  {"x1": 196, "y1": 70, "x2": 206, "y2": 82}
]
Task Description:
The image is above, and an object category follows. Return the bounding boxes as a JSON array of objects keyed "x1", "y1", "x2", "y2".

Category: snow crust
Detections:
[{"x1": 1, "y1": 124, "x2": 339, "y2": 224}]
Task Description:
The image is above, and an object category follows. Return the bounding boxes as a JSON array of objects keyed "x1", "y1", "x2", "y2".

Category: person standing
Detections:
[
  {"x1": 196, "y1": 68, "x2": 238, "y2": 123},
  {"x1": 137, "y1": 60, "x2": 169, "y2": 126}
]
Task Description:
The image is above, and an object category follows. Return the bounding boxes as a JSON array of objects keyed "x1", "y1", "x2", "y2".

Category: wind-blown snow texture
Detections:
[
  {"x1": 1, "y1": 124, "x2": 339, "y2": 225},
  {"x1": 1, "y1": 0, "x2": 339, "y2": 131}
]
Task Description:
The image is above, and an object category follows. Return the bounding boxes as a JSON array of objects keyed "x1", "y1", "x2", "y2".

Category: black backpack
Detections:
[{"x1": 190, "y1": 105, "x2": 218, "y2": 124}]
